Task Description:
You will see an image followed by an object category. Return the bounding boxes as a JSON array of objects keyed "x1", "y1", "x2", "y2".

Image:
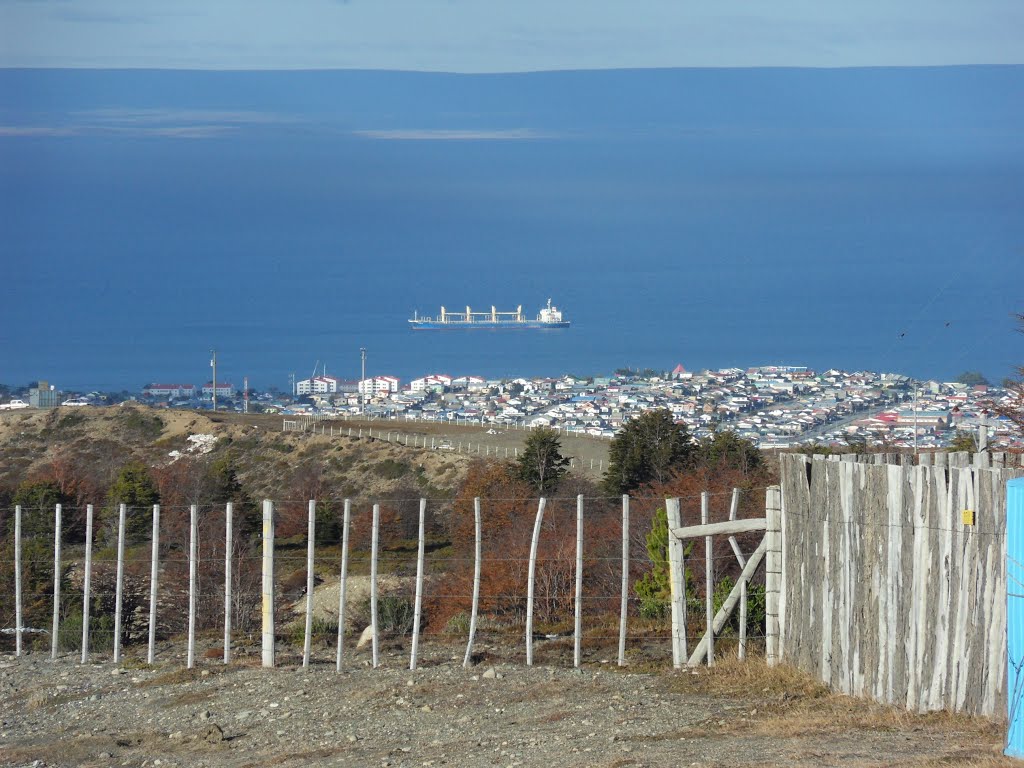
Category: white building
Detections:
[
  {"x1": 359, "y1": 376, "x2": 400, "y2": 396},
  {"x1": 410, "y1": 374, "x2": 452, "y2": 392},
  {"x1": 202, "y1": 382, "x2": 234, "y2": 398},
  {"x1": 296, "y1": 375, "x2": 342, "y2": 395},
  {"x1": 143, "y1": 383, "x2": 197, "y2": 399}
]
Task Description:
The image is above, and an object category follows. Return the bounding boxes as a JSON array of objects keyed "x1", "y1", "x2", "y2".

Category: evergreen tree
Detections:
[
  {"x1": 516, "y1": 427, "x2": 570, "y2": 494},
  {"x1": 12, "y1": 479, "x2": 72, "y2": 540},
  {"x1": 693, "y1": 430, "x2": 762, "y2": 475},
  {"x1": 602, "y1": 409, "x2": 694, "y2": 495},
  {"x1": 105, "y1": 461, "x2": 160, "y2": 543}
]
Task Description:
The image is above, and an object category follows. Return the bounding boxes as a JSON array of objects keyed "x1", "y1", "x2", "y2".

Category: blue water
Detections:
[{"x1": 1, "y1": 67, "x2": 1022, "y2": 391}]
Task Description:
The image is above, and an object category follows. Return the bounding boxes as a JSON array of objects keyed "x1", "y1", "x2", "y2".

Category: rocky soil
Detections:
[{"x1": 0, "y1": 637, "x2": 1013, "y2": 768}]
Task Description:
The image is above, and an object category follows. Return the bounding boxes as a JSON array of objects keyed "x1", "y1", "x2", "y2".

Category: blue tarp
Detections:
[{"x1": 1006, "y1": 477, "x2": 1024, "y2": 759}]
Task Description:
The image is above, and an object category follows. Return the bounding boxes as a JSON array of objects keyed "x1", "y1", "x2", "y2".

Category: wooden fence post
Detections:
[
  {"x1": 574, "y1": 495, "x2": 584, "y2": 668},
  {"x1": 336, "y1": 499, "x2": 351, "y2": 672},
  {"x1": 223, "y1": 502, "x2": 232, "y2": 664},
  {"x1": 765, "y1": 485, "x2": 782, "y2": 667},
  {"x1": 666, "y1": 498, "x2": 686, "y2": 667},
  {"x1": 187, "y1": 504, "x2": 198, "y2": 669},
  {"x1": 147, "y1": 504, "x2": 160, "y2": 665},
  {"x1": 702, "y1": 492, "x2": 713, "y2": 667},
  {"x1": 14, "y1": 505, "x2": 22, "y2": 657},
  {"x1": 410, "y1": 498, "x2": 427, "y2": 670},
  {"x1": 463, "y1": 497, "x2": 482, "y2": 668},
  {"x1": 303, "y1": 500, "x2": 316, "y2": 669},
  {"x1": 726, "y1": 488, "x2": 747, "y2": 660},
  {"x1": 526, "y1": 497, "x2": 547, "y2": 666},
  {"x1": 51, "y1": 504, "x2": 62, "y2": 660},
  {"x1": 262, "y1": 499, "x2": 275, "y2": 668},
  {"x1": 82, "y1": 504, "x2": 94, "y2": 663},
  {"x1": 370, "y1": 503, "x2": 380, "y2": 669},
  {"x1": 618, "y1": 495, "x2": 629, "y2": 667},
  {"x1": 113, "y1": 503, "x2": 126, "y2": 664}
]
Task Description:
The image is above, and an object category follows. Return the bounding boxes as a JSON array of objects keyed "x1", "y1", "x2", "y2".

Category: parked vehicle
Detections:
[{"x1": 0, "y1": 399, "x2": 30, "y2": 410}]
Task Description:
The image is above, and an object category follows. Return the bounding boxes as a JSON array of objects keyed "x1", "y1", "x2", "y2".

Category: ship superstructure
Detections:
[{"x1": 409, "y1": 299, "x2": 570, "y2": 330}]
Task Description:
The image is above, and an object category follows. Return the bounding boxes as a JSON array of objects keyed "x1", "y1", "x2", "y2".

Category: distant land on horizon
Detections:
[{"x1": 1, "y1": 66, "x2": 1021, "y2": 392}]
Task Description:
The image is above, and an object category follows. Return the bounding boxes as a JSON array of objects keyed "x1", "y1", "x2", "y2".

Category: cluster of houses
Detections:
[
  {"x1": 5, "y1": 367, "x2": 1011, "y2": 451},
  {"x1": 280, "y1": 365, "x2": 1021, "y2": 450}
]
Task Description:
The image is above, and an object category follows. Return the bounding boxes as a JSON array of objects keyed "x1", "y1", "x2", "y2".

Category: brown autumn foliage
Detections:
[
  {"x1": 425, "y1": 460, "x2": 626, "y2": 632},
  {"x1": 644, "y1": 450, "x2": 777, "y2": 600}
]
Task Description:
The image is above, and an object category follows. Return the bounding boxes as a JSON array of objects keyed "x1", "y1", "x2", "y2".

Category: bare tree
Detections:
[{"x1": 995, "y1": 313, "x2": 1024, "y2": 433}]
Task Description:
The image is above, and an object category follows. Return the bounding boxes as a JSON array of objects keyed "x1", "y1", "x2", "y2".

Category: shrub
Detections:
[
  {"x1": 373, "y1": 459, "x2": 409, "y2": 480},
  {"x1": 444, "y1": 612, "x2": 470, "y2": 635},
  {"x1": 355, "y1": 594, "x2": 416, "y2": 635},
  {"x1": 286, "y1": 616, "x2": 339, "y2": 647}
]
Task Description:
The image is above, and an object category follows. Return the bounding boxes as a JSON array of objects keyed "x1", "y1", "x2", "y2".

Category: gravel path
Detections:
[{"x1": 0, "y1": 641, "x2": 1011, "y2": 768}]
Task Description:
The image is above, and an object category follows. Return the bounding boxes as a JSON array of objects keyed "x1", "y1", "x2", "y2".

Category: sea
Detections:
[{"x1": 1, "y1": 66, "x2": 1022, "y2": 392}]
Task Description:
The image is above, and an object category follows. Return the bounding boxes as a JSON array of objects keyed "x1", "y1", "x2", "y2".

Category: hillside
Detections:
[{"x1": 0, "y1": 406, "x2": 472, "y2": 508}]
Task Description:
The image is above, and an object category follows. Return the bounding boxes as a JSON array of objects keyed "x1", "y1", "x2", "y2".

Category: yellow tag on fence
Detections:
[{"x1": 962, "y1": 509, "x2": 975, "y2": 526}]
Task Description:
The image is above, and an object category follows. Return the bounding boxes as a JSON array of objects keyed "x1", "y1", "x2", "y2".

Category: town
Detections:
[{"x1": 2, "y1": 365, "x2": 1019, "y2": 451}]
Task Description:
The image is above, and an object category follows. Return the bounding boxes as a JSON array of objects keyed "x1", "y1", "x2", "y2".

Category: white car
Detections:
[
  {"x1": 62, "y1": 398, "x2": 90, "y2": 407},
  {"x1": 0, "y1": 399, "x2": 30, "y2": 410}
]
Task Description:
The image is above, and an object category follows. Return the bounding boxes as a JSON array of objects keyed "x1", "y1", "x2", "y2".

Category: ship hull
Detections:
[{"x1": 409, "y1": 321, "x2": 570, "y2": 330}]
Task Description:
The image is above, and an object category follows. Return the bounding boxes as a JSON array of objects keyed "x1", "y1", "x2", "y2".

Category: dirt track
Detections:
[{"x1": 0, "y1": 638, "x2": 1012, "y2": 768}]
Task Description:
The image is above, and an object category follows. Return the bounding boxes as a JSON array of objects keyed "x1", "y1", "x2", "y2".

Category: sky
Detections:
[{"x1": 0, "y1": 1, "x2": 1022, "y2": 71}]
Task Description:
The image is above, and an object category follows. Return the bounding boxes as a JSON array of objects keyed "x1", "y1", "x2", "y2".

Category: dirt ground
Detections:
[{"x1": 0, "y1": 636, "x2": 1013, "y2": 768}]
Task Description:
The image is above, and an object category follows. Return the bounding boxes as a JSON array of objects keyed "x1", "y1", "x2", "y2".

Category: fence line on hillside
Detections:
[
  {"x1": 280, "y1": 420, "x2": 608, "y2": 471},
  {"x1": 282, "y1": 411, "x2": 615, "y2": 440},
  {"x1": 0, "y1": 491, "x2": 771, "y2": 672}
]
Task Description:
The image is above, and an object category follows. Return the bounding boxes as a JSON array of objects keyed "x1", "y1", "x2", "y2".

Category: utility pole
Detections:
[
  {"x1": 289, "y1": 373, "x2": 295, "y2": 397},
  {"x1": 243, "y1": 375, "x2": 249, "y2": 414},
  {"x1": 210, "y1": 350, "x2": 217, "y2": 412},
  {"x1": 360, "y1": 348, "x2": 367, "y2": 415}
]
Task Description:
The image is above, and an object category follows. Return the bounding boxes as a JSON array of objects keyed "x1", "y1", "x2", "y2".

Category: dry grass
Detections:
[{"x1": 655, "y1": 653, "x2": 1009, "y2": 764}]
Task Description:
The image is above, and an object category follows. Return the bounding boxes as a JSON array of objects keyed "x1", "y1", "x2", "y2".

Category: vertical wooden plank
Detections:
[
  {"x1": 262, "y1": 499, "x2": 275, "y2": 668},
  {"x1": 370, "y1": 503, "x2": 380, "y2": 669},
  {"x1": 336, "y1": 499, "x2": 351, "y2": 673},
  {"x1": 50, "y1": 504, "x2": 62, "y2": 660},
  {"x1": 82, "y1": 504, "x2": 94, "y2": 664},
  {"x1": 147, "y1": 504, "x2": 160, "y2": 665},
  {"x1": 463, "y1": 497, "x2": 482, "y2": 668},
  {"x1": 765, "y1": 486, "x2": 782, "y2": 667},
  {"x1": 410, "y1": 498, "x2": 427, "y2": 671},
  {"x1": 525, "y1": 497, "x2": 546, "y2": 666},
  {"x1": 223, "y1": 502, "x2": 232, "y2": 665},
  {"x1": 113, "y1": 503, "x2": 126, "y2": 664},
  {"x1": 574, "y1": 495, "x2": 584, "y2": 668},
  {"x1": 702, "y1": 492, "x2": 713, "y2": 667},
  {"x1": 665, "y1": 497, "x2": 686, "y2": 667},
  {"x1": 988, "y1": 468, "x2": 1009, "y2": 717},
  {"x1": 303, "y1": 500, "x2": 316, "y2": 669},
  {"x1": 618, "y1": 495, "x2": 629, "y2": 667},
  {"x1": 14, "y1": 505, "x2": 22, "y2": 657},
  {"x1": 187, "y1": 504, "x2": 198, "y2": 669}
]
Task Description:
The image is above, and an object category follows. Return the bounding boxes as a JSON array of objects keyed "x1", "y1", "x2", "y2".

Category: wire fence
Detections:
[{"x1": 0, "y1": 491, "x2": 773, "y2": 670}]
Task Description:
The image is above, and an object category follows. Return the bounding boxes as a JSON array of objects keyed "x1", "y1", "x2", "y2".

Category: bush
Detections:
[
  {"x1": 373, "y1": 459, "x2": 409, "y2": 480},
  {"x1": 286, "y1": 616, "x2": 339, "y2": 647},
  {"x1": 711, "y1": 575, "x2": 766, "y2": 637},
  {"x1": 444, "y1": 612, "x2": 470, "y2": 635},
  {"x1": 355, "y1": 594, "x2": 416, "y2": 635}
]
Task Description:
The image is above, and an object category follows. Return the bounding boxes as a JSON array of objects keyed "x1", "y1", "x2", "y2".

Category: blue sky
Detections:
[{"x1": 1, "y1": 1, "x2": 1021, "y2": 71}]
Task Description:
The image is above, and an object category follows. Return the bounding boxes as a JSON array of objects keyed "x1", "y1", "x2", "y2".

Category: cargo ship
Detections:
[{"x1": 409, "y1": 299, "x2": 570, "y2": 330}]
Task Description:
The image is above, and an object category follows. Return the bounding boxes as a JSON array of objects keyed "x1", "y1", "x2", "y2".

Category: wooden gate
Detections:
[{"x1": 666, "y1": 486, "x2": 782, "y2": 667}]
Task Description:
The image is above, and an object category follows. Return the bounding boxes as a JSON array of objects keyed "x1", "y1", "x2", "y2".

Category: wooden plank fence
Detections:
[{"x1": 779, "y1": 452, "x2": 1024, "y2": 717}]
